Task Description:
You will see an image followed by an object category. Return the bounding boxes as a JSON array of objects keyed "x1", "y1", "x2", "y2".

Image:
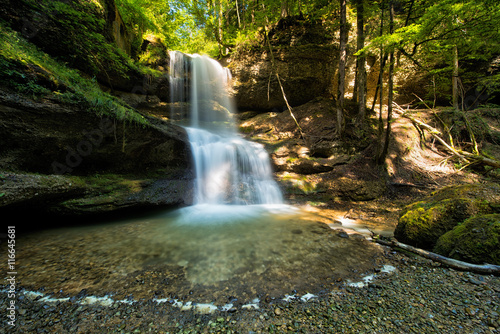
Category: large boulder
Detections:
[
  {"x1": 434, "y1": 214, "x2": 500, "y2": 265},
  {"x1": 394, "y1": 184, "x2": 500, "y2": 249}
]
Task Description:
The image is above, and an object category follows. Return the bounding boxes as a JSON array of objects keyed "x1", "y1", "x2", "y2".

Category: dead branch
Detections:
[
  {"x1": 393, "y1": 104, "x2": 500, "y2": 169},
  {"x1": 263, "y1": 26, "x2": 305, "y2": 140},
  {"x1": 375, "y1": 237, "x2": 500, "y2": 275},
  {"x1": 394, "y1": 105, "x2": 469, "y2": 163}
]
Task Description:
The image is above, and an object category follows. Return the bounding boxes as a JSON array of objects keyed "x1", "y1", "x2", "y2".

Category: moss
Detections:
[
  {"x1": 279, "y1": 174, "x2": 319, "y2": 195},
  {"x1": 394, "y1": 184, "x2": 500, "y2": 249},
  {"x1": 434, "y1": 214, "x2": 500, "y2": 265},
  {"x1": 0, "y1": 22, "x2": 147, "y2": 125}
]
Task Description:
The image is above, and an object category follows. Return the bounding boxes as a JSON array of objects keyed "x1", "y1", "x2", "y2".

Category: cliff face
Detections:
[
  {"x1": 0, "y1": 87, "x2": 194, "y2": 218},
  {"x1": 228, "y1": 18, "x2": 338, "y2": 111},
  {"x1": 0, "y1": 0, "x2": 140, "y2": 91},
  {"x1": 0, "y1": 1, "x2": 194, "y2": 219}
]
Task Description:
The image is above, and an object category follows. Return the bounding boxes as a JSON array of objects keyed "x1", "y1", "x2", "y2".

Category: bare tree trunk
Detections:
[
  {"x1": 336, "y1": 0, "x2": 348, "y2": 138},
  {"x1": 375, "y1": 1, "x2": 385, "y2": 161},
  {"x1": 375, "y1": 238, "x2": 500, "y2": 275},
  {"x1": 218, "y1": 0, "x2": 224, "y2": 56},
  {"x1": 281, "y1": 0, "x2": 289, "y2": 17},
  {"x1": 452, "y1": 44, "x2": 459, "y2": 110},
  {"x1": 356, "y1": 0, "x2": 367, "y2": 125},
  {"x1": 236, "y1": 0, "x2": 241, "y2": 28},
  {"x1": 380, "y1": 1, "x2": 395, "y2": 163}
]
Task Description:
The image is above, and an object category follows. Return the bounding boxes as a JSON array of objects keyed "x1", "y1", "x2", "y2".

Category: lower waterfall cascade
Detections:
[{"x1": 169, "y1": 51, "x2": 283, "y2": 205}]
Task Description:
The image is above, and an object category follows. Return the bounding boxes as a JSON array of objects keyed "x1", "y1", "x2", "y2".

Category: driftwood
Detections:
[{"x1": 375, "y1": 237, "x2": 500, "y2": 275}]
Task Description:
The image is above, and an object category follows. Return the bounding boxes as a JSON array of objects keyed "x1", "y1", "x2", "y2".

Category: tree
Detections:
[
  {"x1": 379, "y1": 0, "x2": 395, "y2": 164},
  {"x1": 336, "y1": 0, "x2": 348, "y2": 138},
  {"x1": 355, "y1": 0, "x2": 367, "y2": 125}
]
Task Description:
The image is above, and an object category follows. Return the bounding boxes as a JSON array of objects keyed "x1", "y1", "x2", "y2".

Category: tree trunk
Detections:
[
  {"x1": 281, "y1": 0, "x2": 289, "y2": 17},
  {"x1": 375, "y1": 1, "x2": 385, "y2": 161},
  {"x1": 379, "y1": 1, "x2": 395, "y2": 163},
  {"x1": 356, "y1": 0, "x2": 367, "y2": 125},
  {"x1": 218, "y1": 0, "x2": 224, "y2": 56},
  {"x1": 375, "y1": 238, "x2": 500, "y2": 275},
  {"x1": 236, "y1": 0, "x2": 241, "y2": 28},
  {"x1": 452, "y1": 44, "x2": 459, "y2": 110},
  {"x1": 336, "y1": 0, "x2": 348, "y2": 138}
]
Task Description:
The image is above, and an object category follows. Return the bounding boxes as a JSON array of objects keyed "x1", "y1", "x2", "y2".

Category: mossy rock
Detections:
[
  {"x1": 434, "y1": 214, "x2": 500, "y2": 265},
  {"x1": 394, "y1": 184, "x2": 500, "y2": 249}
]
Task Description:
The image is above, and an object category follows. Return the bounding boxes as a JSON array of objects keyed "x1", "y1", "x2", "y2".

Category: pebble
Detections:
[{"x1": 1, "y1": 253, "x2": 498, "y2": 334}]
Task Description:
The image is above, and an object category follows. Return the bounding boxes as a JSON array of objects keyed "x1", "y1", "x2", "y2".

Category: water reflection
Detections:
[{"x1": 10, "y1": 205, "x2": 383, "y2": 303}]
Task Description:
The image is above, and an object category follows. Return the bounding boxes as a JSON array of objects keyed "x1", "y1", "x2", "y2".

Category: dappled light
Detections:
[{"x1": 1, "y1": 0, "x2": 499, "y2": 332}]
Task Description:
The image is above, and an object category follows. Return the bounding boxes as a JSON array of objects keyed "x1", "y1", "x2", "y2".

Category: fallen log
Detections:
[{"x1": 375, "y1": 237, "x2": 500, "y2": 275}]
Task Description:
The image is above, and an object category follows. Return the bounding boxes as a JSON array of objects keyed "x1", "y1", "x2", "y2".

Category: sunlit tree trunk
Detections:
[
  {"x1": 336, "y1": 0, "x2": 348, "y2": 138},
  {"x1": 281, "y1": 0, "x2": 289, "y2": 18},
  {"x1": 356, "y1": 0, "x2": 367, "y2": 125},
  {"x1": 236, "y1": 0, "x2": 241, "y2": 28},
  {"x1": 380, "y1": 0, "x2": 395, "y2": 163}
]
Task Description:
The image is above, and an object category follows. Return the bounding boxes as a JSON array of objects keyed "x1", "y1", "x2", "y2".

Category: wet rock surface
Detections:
[{"x1": 0, "y1": 89, "x2": 194, "y2": 217}]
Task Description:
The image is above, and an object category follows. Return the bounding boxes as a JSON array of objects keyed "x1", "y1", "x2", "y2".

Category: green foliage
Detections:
[{"x1": 0, "y1": 23, "x2": 146, "y2": 125}]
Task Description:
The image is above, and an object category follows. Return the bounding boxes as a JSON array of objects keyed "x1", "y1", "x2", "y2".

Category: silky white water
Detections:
[{"x1": 169, "y1": 51, "x2": 283, "y2": 205}]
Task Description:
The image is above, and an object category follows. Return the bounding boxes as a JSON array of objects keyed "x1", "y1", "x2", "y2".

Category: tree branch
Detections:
[{"x1": 375, "y1": 237, "x2": 500, "y2": 275}]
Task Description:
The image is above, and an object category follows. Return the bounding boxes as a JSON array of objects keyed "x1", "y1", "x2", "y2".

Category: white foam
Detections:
[
  {"x1": 221, "y1": 303, "x2": 234, "y2": 311},
  {"x1": 39, "y1": 295, "x2": 70, "y2": 303},
  {"x1": 23, "y1": 291, "x2": 44, "y2": 299},
  {"x1": 381, "y1": 264, "x2": 397, "y2": 273},
  {"x1": 242, "y1": 299, "x2": 260, "y2": 309},
  {"x1": 346, "y1": 264, "x2": 397, "y2": 288},
  {"x1": 300, "y1": 293, "x2": 317, "y2": 302},
  {"x1": 80, "y1": 296, "x2": 114, "y2": 307},
  {"x1": 153, "y1": 298, "x2": 170, "y2": 303},
  {"x1": 194, "y1": 303, "x2": 218, "y2": 314},
  {"x1": 241, "y1": 303, "x2": 259, "y2": 310}
]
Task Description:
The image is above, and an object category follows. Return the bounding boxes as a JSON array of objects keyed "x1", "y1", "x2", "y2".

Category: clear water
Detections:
[{"x1": 10, "y1": 205, "x2": 383, "y2": 304}]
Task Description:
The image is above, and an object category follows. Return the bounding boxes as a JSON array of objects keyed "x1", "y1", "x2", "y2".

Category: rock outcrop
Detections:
[
  {"x1": 0, "y1": 0, "x2": 141, "y2": 92},
  {"x1": 0, "y1": 88, "x2": 194, "y2": 217},
  {"x1": 228, "y1": 17, "x2": 338, "y2": 111}
]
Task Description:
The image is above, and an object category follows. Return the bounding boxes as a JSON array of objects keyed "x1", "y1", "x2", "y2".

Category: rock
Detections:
[
  {"x1": 0, "y1": 90, "x2": 194, "y2": 218},
  {"x1": 394, "y1": 184, "x2": 500, "y2": 249},
  {"x1": 434, "y1": 214, "x2": 500, "y2": 265},
  {"x1": 228, "y1": 18, "x2": 338, "y2": 111},
  {"x1": 0, "y1": 0, "x2": 143, "y2": 91},
  {"x1": 290, "y1": 158, "x2": 334, "y2": 175}
]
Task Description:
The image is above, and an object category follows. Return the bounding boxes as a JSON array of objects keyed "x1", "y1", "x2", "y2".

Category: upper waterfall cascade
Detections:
[{"x1": 169, "y1": 51, "x2": 283, "y2": 205}]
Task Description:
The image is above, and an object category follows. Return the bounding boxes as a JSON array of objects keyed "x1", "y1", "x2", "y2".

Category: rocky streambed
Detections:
[{"x1": 2, "y1": 248, "x2": 498, "y2": 333}]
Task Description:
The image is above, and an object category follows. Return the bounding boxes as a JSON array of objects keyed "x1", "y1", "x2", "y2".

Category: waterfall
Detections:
[{"x1": 169, "y1": 51, "x2": 283, "y2": 205}]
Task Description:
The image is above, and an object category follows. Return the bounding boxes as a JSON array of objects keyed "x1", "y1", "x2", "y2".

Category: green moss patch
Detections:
[
  {"x1": 434, "y1": 214, "x2": 500, "y2": 265},
  {"x1": 394, "y1": 184, "x2": 500, "y2": 249}
]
